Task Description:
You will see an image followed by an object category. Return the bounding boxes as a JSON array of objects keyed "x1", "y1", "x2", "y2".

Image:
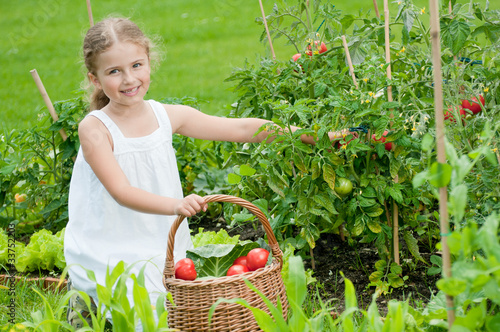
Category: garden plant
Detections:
[{"x1": 1, "y1": 0, "x2": 500, "y2": 330}]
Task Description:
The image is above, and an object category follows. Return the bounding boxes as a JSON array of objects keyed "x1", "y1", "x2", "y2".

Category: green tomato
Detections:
[
  {"x1": 335, "y1": 177, "x2": 353, "y2": 196},
  {"x1": 476, "y1": 192, "x2": 484, "y2": 198}
]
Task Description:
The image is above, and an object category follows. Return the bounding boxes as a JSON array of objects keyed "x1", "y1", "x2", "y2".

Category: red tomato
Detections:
[
  {"x1": 371, "y1": 130, "x2": 393, "y2": 151},
  {"x1": 292, "y1": 53, "x2": 302, "y2": 62},
  {"x1": 306, "y1": 41, "x2": 327, "y2": 56},
  {"x1": 461, "y1": 95, "x2": 485, "y2": 115},
  {"x1": 246, "y1": 248, "x2": 270, "y2": 271},
  {"x1": 444, "y1": 105, "x2": 466, "y2": 123},
  {"x1": 227, "y1": 264, "x2": 249, "y2": 276},
  {"x1": 233, "y1": 256, "x2": 248, "y2": 267},
  {"x1": 175, "y1": 258, "x2": 197, "y2": 281},
  {"x1": 335, "y1": 137, "x2": 354, "y2": 150}
]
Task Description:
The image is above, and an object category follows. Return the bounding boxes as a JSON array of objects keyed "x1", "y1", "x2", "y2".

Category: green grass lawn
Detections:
[
  {"x1": 1, "y1": 0, "x2": 495, "y2": 131},
  {"x1": 0, "y1": 0, "x2": 372, "y2": 131}
]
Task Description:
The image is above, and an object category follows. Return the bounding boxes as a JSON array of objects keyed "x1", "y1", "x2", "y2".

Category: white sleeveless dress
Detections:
[{"x1": 64, "y1": 99, "x2": 193, "y2": 310}]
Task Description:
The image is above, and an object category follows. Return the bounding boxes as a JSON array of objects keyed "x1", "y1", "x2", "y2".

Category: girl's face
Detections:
[{"x1": 88, "y1": 41, "x2": 151, "y2": 109}]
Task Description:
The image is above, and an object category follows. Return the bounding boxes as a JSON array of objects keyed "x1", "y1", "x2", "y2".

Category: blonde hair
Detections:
[{"x1": 83, "y1": 17, "x2": 159, "y2": 110}]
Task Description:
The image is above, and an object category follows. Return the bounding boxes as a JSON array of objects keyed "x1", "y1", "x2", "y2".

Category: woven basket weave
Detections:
[{"x1": 163, "y1": 194, "x2": 288, "y2": 331}]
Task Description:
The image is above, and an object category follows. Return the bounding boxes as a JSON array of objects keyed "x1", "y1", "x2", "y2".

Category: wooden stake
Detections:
[
  {"x1": 259, "y1": 0, "x2": 276, "y2": 60},
  {"x1": 373, "y1": 0, "x2": 381, "y2": 19},
  {"x1": 86, "y1": 0, "x2": 94, "y2": 27},
  {"x1": 383, "y1": 0, "x2": 400, "y2": 266},
  {"x1": 429, "y1": 0, "x2": 455, "y2": 327},
  {"x1": 30, "y1": 69, "x2": 68, "y2": 141},
  {"x1": 341, "y1": 35, "x2": 359, "y2": 89}
]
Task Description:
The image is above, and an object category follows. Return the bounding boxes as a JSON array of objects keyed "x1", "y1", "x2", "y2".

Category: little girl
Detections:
[{"x1": 64, "y1": 17, "x2": 351, "y2": 329}]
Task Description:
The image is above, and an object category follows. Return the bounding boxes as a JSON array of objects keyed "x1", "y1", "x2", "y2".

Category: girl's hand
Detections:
[
  {"x1": 329, "y1": 129, "x2": 359, "y2": 141},
  {"x1": 174, "y1": 194, "x2": 208, "y2": 217}
]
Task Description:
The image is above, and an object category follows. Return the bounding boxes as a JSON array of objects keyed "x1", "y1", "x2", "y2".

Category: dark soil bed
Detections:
[{"x1": 189, "y1": 216, "x2": 440, "y2": 315}]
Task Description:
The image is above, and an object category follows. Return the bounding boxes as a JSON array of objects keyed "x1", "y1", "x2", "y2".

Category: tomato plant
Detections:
[
  {"x1": 306, "y1": 40, "x2": 327, "y2": 56},
  {"x1": 246, "y1": 248, "x2": 269, "y2": 271},
  {"x1": 226, "y1": 264, "x2": 249, "y2": 276},
  {"x1": 175, "y1": 258, "x2": 197, "y2": 281}
]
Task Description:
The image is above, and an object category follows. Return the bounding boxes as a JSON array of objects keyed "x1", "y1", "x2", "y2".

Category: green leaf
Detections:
[
  {"x1": 313, "y1": 192, "x2": 338, "y2": 215},
  {"x1": 450, "y1": 184, "x2": 467, "y2": 223},
  {"x1": 357, "y1": 196, "x2": 377, "y2": 208},
  {"x1": 375, "y1": 260, "x2": 387, "y2": 271},
  {"x1": 403, "y1": 231, "x2": 427, "y2": 264},
  {"x1": 422, "y1": 133, "x2": 434, "y2": 152},
  {"x1": 352, "y1": 215, "x2": 365, "y2": 236},
  {"x1": 322, "y1": 163, "x2": 336, "y2": 191},
  {"x1": 388, "y1": 273, "x2": 404, "y2": 288},
  {"x1": 385, "y1": 185, "x2": 403, "y2": 204},
  {"x1": 369, "y1": 270, "x2": 384, "y2": 282},
  {"x1": 428, "y1": 162, "x2": 452, "y2": 188},
  {"x1": 441, "y1": 20, "x2": 471, "y2": 55},
  {"x1": 187, "y1": 242, "x2": 259, "y2": 277},
  {"x1": 227, "y1": 173, "x2": 242, "y2": 184},
  {"x1": 239, "y1": 164, "x2": 256, "y2": 176},
  {"x1": 191, "y1": 228, "x2": 240, "y2": 248},
  {"x1": 311, "y1": 157, "x2": 321, "y2": 180},
  {"x1": 367, "y1": 219, "x2": 382, "y2": 233},
  {"x1": 390, "y1": 262, "x2": 402, "y2": 275},
  {"x1": 436, "y1": 277, "x2": 467, "y2": 296},
  {"x1": 286, "y1": 256, "x2": 307, "y2": 308},
  {"x1": 293, "y1": 154, "x2": 308, "y2": 173},
  {"x1": 389, "y1": 157, "x2": 402, "y2": 179}
]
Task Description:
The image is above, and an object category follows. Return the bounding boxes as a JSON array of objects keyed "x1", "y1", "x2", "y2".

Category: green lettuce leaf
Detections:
[
  {"x1": 191, "y1": 228, "x2": 240, "y2": 248},
  {"x1": 187, "y1": 241, "x2": 259, "y2": 277},
  {"x1": 15, "y1": 228, "x2": 66, "y2": 272}
]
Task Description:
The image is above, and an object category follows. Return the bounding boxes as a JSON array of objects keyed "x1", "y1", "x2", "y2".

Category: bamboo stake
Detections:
[
  {"x1": 258, "y1": 0, "x2": 276, "y2": 60},
  {"x1": 30, "y1": 69, "x2": 68, "y2": 141},
  {"x1": 86, "y1": 0, "x2": 94, "y2": 27},
  {"x1": 341, "y1": 35, "x2": 359, "y2": 89},
  {"x1": 373, "y1": 0, "x2": 381, "y2": 19},
  {"x1": 383, "y1": 0, "x2": 400, "y2": 266},
  {"x1": 429, "y1": 0, "x2": 455, "y2": 327}
]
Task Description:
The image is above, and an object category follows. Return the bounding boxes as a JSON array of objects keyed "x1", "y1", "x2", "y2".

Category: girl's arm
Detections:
[
  {"x1": 78, "y1": 116, "x2": 207, "y2": 216},
  {"x1": 166, "y1": 104, "x2": 350, "y2": 144}
]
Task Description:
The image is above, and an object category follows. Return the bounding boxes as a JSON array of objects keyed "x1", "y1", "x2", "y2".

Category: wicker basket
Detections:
[{"x1": 163, "y1": 194, "x2": 288, "y2": 331}]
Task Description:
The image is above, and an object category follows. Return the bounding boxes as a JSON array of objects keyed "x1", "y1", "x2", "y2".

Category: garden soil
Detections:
[{"x1": 190, "y1": 216, "x2": 440, "y2": 315}]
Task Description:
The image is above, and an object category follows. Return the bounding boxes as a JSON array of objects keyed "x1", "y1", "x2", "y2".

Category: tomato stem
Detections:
[{"x1": 349, "y1": 162, "x2": 360, "y2": 183}]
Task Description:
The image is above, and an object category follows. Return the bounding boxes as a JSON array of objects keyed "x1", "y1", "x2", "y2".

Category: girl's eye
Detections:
[
  {"x1": 109, "y1": 69, "x2": 119, "y2": 74},
  {"x1": 133, "y1": 63, "x2": 141, "y2": 68}
]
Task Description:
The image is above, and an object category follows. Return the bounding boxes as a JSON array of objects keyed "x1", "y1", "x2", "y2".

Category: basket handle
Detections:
[{"x1": 163, "y1": 194, "x2": 282, "y2": 279}]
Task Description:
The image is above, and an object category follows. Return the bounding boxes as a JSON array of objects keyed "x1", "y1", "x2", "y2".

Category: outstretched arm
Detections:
[
  {"x1": 166, "y1": 104, "x2": 351, "y2": 144},
  {"x1": 78, "y1": 116, "x2": 207, "y2": 217}
]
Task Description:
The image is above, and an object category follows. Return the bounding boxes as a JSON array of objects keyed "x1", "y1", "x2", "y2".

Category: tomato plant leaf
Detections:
[
  {"x1": 389, "y1": 157, "x2": 402, "y2": 179},
  {"x1": 441, "y1": 19, "x2": 471, "y2": 55},
  {"x1": 385, "y1": 185, "x2": 403, "y2": 204},
  {"x1": 293, "y1": 153, "x2": 308, "y2": 173},
  {"x1": 322, "y1": 163, "x2": 336, "y2": 190},
  {"x1": 311, "y1": 157, "x2": 321, "y2": 180},
  {"x1": 313, "y1": 192, "x2": 338, "y2": 215},
  {"x1": 403, "y1": 231, "x2": 427, "y2": 264},
  {"x1": 367, "y1": 218, "x2": 382, "y2": 233}
]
